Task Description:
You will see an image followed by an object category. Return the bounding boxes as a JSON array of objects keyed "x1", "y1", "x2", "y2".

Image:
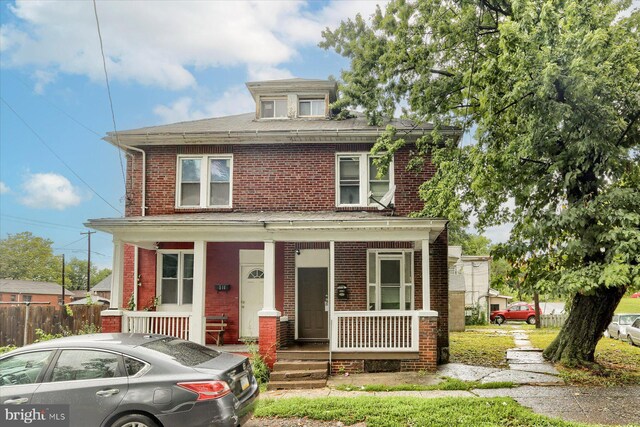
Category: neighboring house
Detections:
[
  {"x1": 68, "y1": 296, "x2": 110, "y2": 306},
  {"x1": 448, "y1": 248, "x2": 511, "y2": 323},
  {"x1": 87, "y1": 78, "x2": 461, "y2": 372},
  {"x1": 0, "y1": 279, "x2": 73, "y2": 306},
  {"x1": 90, "y1": 274, "x2": 112, "y2": 300},
  {"x1": 448, "y1": 246, "x2": 465, "y2": 331}
]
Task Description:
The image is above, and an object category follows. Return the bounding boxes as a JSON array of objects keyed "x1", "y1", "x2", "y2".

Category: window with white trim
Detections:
[
  {"x1": 298, "y1": 99, "x2": 325, "y2": 117},
  {"x1": 367, "y1": 250, "x2": 413, "y2": 311},
  {"x1": 336, "y1": 154, "x2": 393, "y2": 207},
  {"x1": 177, "y1": 155, "x2": 232, "y2": 208},
  {"x1": 157, "y1": 252, "x2": 194, "y2": 308},
  {"x1": 260, "y1": 98, "x2": 287, "y2": 118}
]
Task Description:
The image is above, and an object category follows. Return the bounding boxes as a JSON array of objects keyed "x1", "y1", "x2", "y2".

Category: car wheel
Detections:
[
  {"x1": 110, "y1": 414, "x2": 159, "y2": 427},
  {"x1": 629, "y1": 336, "x2": 635, "y2": 346},
  {"x1": 527, "y1": 316, "x2": 536, "y2": 325},
  {"x1": 495, "y1": 316, "x2": 505, "y2": 325}
]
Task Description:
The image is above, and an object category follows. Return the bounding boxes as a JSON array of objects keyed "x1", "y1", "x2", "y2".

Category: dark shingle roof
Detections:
[
  {"x1": 90, "y1": 274, "x2": 112, "y2": 292},
  {"x1": 0, "y1": 279, "x2": 65, "y2": 295},
  {"x1": 109, "y1": 112, "x2": 439, "y2": 137}
]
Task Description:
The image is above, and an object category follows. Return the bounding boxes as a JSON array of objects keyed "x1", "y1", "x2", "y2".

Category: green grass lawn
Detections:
[
  {"x1": 449, "y1": 330, "x2": 513, "y2": 368},
  {"x1": 255, "y1": 397, "x2": 591, "y2": 427},
  {"x1": 616, "y1": 297, "x2": 640, "y2": 313},
  {"x1": 528, "y1": 329, "x2": 640, "y2": 386}
]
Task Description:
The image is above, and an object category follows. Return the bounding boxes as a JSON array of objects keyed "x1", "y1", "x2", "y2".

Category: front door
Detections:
[
  {"x1": 297, "y1": 267, "x2": 328, "y2": 340},
  {"x1": 240, "y1": 265, "x2": 264, "y2": 338}
]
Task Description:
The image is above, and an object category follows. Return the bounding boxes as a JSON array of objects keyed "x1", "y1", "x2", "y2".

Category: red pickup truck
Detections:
[{"x1": 490, "y1": 302, "x2": 537, "y2": 325}]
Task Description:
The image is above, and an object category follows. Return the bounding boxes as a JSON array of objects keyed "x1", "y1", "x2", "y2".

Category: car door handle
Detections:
[
  {"x1": 4, "y1": 397, "x2": 29, "y2": 404},
  {"x1": 96, "y1": 389, "x2": 120, "y2": 397}
]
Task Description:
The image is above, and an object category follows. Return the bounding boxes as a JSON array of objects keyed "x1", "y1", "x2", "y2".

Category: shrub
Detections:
[{"x1": 246, "y1": 342, "x2": 270, "y2": 385}]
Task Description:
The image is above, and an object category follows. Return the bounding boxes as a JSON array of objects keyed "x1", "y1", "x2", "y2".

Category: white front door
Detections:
[{"x1": 240, "y1": 265, "x2": 264, "y2": 338}]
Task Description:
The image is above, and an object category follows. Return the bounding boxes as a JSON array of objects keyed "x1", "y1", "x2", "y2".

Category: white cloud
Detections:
[
  {"x1": 247, "y1": 65, "x2": 294, "y2": 82},
  {"x1": 0, "y1": 182, "x2": 10, "y2": 194},
  {"x1": 32, "y1": 69, "x2": 56, "y2": 94},
  {"x1": 2, "y1": 1, "x2": 387, "y2": 91},
  {"x1": 19, "y1": 173, "x2": 83, "y2": 210},
  {"x1": 154, "y1": 85, "x2": 256, "y2": 123}
]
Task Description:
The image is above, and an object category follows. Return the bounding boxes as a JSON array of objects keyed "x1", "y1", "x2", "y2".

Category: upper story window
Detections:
[
  {"x1": 336, "y1": 153, "x2": 393, "y2": 207},
  {"x1": 177, "y1": 155, "x2": 232, "y2": 208},
  {"x1": 260, "y1": 99, "x2": 287, "y2": 118},
  {"x1": 298, "y1": 99, "x2": 325, "y2": 117}
]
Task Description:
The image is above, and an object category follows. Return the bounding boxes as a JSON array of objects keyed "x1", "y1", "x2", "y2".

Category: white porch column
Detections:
[
  {"x1": 190, "y1": 240, "x2": 207, "y2": 344},
  {"x1": 259, "y1": 240, "x2": 280, "y2": 316},
  {"x1": 422, "y1": 239, "x2": 430, "y2": 311},
  {"x1": 110, "y1": 239, "x2": 124, "y2": 310}
]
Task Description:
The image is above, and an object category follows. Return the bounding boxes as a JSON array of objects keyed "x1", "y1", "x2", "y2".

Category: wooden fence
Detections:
[
  {"x1": 0, "y1": 305, "x2": 105, "y2": 347},
  {"x1": 540, "y1": 313, "x2": 568, "y2": 328}
]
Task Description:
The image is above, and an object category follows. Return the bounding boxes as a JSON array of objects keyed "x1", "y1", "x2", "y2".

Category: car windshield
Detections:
[
  {"x1": 619, "y1": 315, "x2": 639, "y2": 325},
  {"x1": 142, "y1": 337, "x2": 220, "y2": 367}
]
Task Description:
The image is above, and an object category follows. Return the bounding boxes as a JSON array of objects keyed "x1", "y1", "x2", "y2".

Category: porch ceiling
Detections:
[{"x1": 86, "y1": 211, "x2": 447, "y2": 245}]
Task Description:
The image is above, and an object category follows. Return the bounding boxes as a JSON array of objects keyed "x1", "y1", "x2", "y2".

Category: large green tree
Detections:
[
  {"x1": 64, "y1": 258, "x2": 111, "y2": 291},
  {"x1": 322, "y1": 0, "x2": 640, "y2": 366},
  {"x1": 0, "y1": 232, "x2": 62, "y2": 282}
]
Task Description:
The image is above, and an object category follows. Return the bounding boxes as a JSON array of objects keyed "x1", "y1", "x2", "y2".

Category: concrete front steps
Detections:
[{"x1": 268, "y1": 360, "x2": 329, "y2": 390}]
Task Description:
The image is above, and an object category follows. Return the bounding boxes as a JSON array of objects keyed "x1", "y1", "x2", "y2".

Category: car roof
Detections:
[{"x1": 5, "y1": 333, "x2": 170, "y2": 353}]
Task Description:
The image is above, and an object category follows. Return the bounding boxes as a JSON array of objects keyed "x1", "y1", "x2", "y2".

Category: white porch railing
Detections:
[
  {"x1": 122, "y1": 311, "x2": 191, "y2": 341},
  {"x1": 331, "y1": 311, "x2": 419, "y2": 352}
]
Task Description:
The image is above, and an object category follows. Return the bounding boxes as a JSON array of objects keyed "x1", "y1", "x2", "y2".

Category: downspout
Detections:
[{"x1": 122, "y1": 144, "x2": 146, "y2": 311}]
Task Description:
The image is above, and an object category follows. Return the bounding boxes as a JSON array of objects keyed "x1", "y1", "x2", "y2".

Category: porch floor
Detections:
[{"x1": 207, "y1": 344, "x2": 250, "y2": 354}]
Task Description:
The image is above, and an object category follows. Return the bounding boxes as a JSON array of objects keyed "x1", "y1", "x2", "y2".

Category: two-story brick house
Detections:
[{"x1": 88, "y1": 78, "x2": 460, "y2": 373}]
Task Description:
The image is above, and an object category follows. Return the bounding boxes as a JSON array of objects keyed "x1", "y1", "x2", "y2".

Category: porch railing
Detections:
[
  {"x1": 331, "y1": 311, "x2": 419, "y2": 352},
  {"x1": 122, "y1": 311, "x2": 191, "y2": 341}
]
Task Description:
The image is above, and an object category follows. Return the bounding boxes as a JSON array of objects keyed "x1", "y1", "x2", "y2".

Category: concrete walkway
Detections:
[
  {"x1": 439, "y1": 326, "x2": 564, "y2": 385},
  {"x1": 256, "y1": 327, "x2": 640, "y2": 425}
]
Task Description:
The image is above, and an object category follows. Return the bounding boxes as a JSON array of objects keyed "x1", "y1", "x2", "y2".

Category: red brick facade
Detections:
[
  {"x1": 124, "y1": 144, "x2": 433, "y2": 217},
  {"x1": 101, "y1": 312, "x2": 122, "y2": 333},
  {"x1": 0, "y1": 293, "x2": 72, "y2": 305},
  {"x1": 258, "y1": 316, "x2": 280, "y2": 369},
  {"x1": 117, "y1": 138, "x2": 448, "y2": 368}
]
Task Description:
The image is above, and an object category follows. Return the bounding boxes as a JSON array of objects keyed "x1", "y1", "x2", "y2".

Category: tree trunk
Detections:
[{"x1": 543, "y1": 285, "x2": 626, "y2": 366}]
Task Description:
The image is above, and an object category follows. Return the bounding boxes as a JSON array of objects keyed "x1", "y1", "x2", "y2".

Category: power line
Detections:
[
  {"x1": 59, "y1": 236, "x2": 87, "y2": 248},
  {"x1": 0, "y1": 97, "x2": 122, "y2": 215},
  {"x1": 0, "y1": 214, "x2": 85, "y2": 231},
  {"x1": 11, "y1": 75, "x2": 102, "y2": 138},
  {"x1": 92, "y1": 0, "x2": 127, "y2": 189}
]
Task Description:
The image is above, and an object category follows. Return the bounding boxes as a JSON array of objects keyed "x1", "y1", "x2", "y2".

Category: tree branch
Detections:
[
  {"x1": 480, "y1": 0, "x2": 512, "y2": 17},
  {"x1": 616, "y1": 109, "x2": 640, "y2": 147},
  {"x1": 495, "y1": 92, "x2": 534, "y2": 116}
]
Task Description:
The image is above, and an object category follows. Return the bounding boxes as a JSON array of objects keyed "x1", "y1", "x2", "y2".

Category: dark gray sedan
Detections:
[{"x1": 0, "y1": 333, "x2": 258, "y2": 427}]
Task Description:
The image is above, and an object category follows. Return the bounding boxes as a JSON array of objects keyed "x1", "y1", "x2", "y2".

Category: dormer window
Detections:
[
  {"x1": 260, "y1": 98, "x2": 287, "y2": 118},
  {"x1": 299, "y1": 99, "x2": 325, "y2": 117}
]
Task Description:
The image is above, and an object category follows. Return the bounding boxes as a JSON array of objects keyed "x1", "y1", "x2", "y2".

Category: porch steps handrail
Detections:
[
  {"x1": 122, "y1": 310, "x2": 191, "y2": 341},
  {"x1": 331, "y1": 311, "x2": 418, "y2": 352}
]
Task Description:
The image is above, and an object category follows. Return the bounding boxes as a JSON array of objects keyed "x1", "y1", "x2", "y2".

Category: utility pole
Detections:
[
  {"x1": 81, "y1": 230, "x2": 96, "y2": 292},
  {"x1": 61, "y1": 253, "x2": 66, "y2": 305}
]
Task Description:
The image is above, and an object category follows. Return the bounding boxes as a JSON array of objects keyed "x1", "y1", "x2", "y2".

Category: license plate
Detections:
[{"x1": 240, "y1": 375, "x2": 249, "y2": 390}]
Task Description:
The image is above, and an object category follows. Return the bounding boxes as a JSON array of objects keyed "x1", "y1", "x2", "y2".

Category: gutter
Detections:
[
  {"x1": 104, "y1": 128, "x2": 463, "y2": 146},
  {"x1": 121, "y1": 143, "x2": 145, "y2": 313}
]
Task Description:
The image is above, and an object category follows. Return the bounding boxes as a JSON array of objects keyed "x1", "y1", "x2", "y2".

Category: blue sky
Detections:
[
  {"x1": 0, "y1": 0, "x2": 388, "y2": 269},
  {"x1": 0, "y1": 0, "x2": 518, "y2": 270}
]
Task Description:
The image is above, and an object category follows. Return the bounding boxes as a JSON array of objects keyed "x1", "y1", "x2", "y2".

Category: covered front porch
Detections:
[{"x1": 89, "y1": 211, "x2": 448, "y2": 371}]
